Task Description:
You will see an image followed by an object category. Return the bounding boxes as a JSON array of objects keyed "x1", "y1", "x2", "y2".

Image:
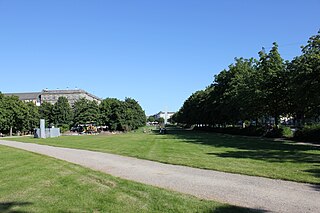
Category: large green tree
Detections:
[
  {"x1": 124, "y1": 98, "x2": 146, "y2": 130},
  {"x1": 100, "y1": 98, "x2": 145, "y2": 131},
  {"x1": 22, "y1": 102, "x2": 40, "y2": 132},
  {"x1": 38, "y1": 101, "x2": 53, "y2": 126},
  {"x1": 73, "y1": 98, "x2": 100, "y2": 126},
  {"x1": 0, "y1": 95, "x2": 27, "y2": 135},
  {"x1": 289, "y1": 31, "x2": 320, "y2": 125},
  {"x1": 257, "y1": 43, "x2": 287, "y2": 126},
  {"x1": 0, "y1": 93, "x2": 8, "y2": 133},
  {"x1": 52, "y1": 97, "x2": 73, "y2": 127},
  {"x1": 100, "y1": 98, "x2": 125, "y2": 131}
]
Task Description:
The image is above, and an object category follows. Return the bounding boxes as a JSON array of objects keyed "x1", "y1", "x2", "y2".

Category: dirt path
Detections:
[{"x1": 1, "y1": 140, "x2": 319, "y2": 212}]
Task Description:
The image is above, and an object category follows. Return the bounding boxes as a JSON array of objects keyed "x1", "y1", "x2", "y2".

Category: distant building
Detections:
[
  {"x1": 4, "y1": 89, "x2": 102, "y2": 106},
  {"x1": 4, "y1": 92, "x2": 42, "y2": 106},
  {"x1": 153, "y1": 111, "x2": 175, "y2": 122}
]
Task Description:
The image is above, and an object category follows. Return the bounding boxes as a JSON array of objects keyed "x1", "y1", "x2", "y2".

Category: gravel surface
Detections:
[{"x1": 1, "y1": 140, "x2": 320, "y2": 212}]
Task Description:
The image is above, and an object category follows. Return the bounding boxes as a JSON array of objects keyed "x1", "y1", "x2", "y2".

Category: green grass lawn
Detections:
[
  {"x1": 6, "y1": 127, "x2": 320, "y2": 184},
  {"x1": 0, "y1": 145, "x2": 252, "y2": 213}
]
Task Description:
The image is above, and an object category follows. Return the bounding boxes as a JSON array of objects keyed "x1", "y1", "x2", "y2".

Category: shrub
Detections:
[
  {"x1": 264, "y1": 127, "x2": 283, "y2": 138},
  {"x1": 294, "y1": 125, "x2": 320, "y2": 143},
  {"x1": 59, "y1": 124, "x2": 70, "y2": 133},
  {"x1": 194, "y1": 125, "x2": 295, "y2": 138},
  {"x1": 194, "y1": 126, "x2": 266, "y2": 137},
  {"x1": 282, "y1": 126, "x2": 293, "y2": 138}
]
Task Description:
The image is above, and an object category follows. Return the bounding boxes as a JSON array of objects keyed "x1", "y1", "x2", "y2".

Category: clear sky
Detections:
[{"x1": 0, "y1": 0, "x2": 319, "y2": 115}]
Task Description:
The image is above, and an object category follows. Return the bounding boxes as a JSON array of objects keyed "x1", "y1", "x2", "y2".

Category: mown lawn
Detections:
[
  {"x1": 6, "y1": 127, "x2": 320, "y2": 184},
  {"x1": 0, "y1": 145, "x2": 252, "y2": 213}
]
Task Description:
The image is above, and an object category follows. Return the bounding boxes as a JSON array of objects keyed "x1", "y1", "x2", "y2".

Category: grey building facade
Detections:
[{"x1": 4, "y1": 89, "x2": 102, "y2": 106}]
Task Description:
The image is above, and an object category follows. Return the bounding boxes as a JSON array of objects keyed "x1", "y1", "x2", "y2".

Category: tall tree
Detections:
[
  {"x1": 100, "y1": 98, "x2": 145, "y2": 131},
  {"x1": 52, "y1": 97, "x2": 73, "y2": 127},
  {"x1": 73, "y1": 98, "x2": 99, "y2": 126},
  {"x1": 257, "y1": 43, "x2": 287, "y2": 126},
  {"x1": 0, "y1": 93, "x2": 7, "y2": 133},
  {"x1": 38, "y1": 101, "x2": 53, "y2": 126},
  {"x1": 124, "y1": 97, "x2": 146, "y2": 130},
  {"x1": 0, "y1": 95, "x2": 26, "y2": 135},
  {"x1": 100, "y1": 98, "x2": 124, "y2": 131},
  {"x1": 289, "y1": 31, "x2": 320, "y2": 125},
  {"x1": 22, "y1": 102, "x2": 40, "y2": 132}
]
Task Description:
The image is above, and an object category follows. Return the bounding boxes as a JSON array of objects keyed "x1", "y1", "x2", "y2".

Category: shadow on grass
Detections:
[
  {"x1": 0, "y1": 202, "x2": 32, "y2": 213},
  {"x1": 163, "y1": 128, "x2": 320, "y2": 158},
  {"x1": 157, "y1": 127, "x2": 320, "y2": 180},
  {"x1": 210, "y1": 205, "x2": 267, "y2": 213},
  {"x1": 166, "y1": 128, "x2": 319, "y2": 151},
  {"x1": 207, "y1": 150, "x2": 320, "y2": 163},
  {"x1": 304, "y1": 168, "x2": 320, "y2": 190}
]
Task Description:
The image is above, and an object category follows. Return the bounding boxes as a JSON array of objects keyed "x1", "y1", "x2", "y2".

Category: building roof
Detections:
[
  {"x1": 42, "y1": 89, "x2": 84, "y2": 94},
  {"x1": 4, "y1": 89, "x2": 102, "y2": 101},
  {"x1": 156, "y1": 111, "x2": 176, "y2": 115},
  {"x1": 4, "y1": 92, "x2": 41, "y2": 100},
  {"x1": 42, "y1": 89, "x2": 102, "y2": 101}
]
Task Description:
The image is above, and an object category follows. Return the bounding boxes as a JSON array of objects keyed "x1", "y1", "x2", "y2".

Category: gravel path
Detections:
[{"x1": 1, "y1": 140, "x2": 320, "y2": 212}]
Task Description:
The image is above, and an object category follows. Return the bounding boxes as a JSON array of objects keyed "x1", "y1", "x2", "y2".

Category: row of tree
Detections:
[
  {"x1": 147, "y1": 116, "x2": 165, "y2": 124},
  {"x1": 173, "y1": 31, "x2": 320, "y2": 128},
  {"x1": 0, "y1": 95, "x2": 146, "y2": 135}
]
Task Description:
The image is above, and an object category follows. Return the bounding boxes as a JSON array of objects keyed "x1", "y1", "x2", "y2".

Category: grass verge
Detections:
[
  {"x1": 0, "y1": 145, "x2": 252, "y2": 213},
  {"x1": 5, "y1": 127, "x2": 320, "y2": 184}
]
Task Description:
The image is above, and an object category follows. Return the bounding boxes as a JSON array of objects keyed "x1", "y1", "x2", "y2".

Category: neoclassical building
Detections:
[{"x1": 4, "y1": 89, "x2": 102, "y2": 106}]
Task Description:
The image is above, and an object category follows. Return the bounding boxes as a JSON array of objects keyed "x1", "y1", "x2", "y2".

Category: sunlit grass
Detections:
[
  {"x1": 7, "y1": 127, "x2": 320, "y2": 184},
  {"x1": 0, "y1": 145, "x2": 251, "y2": 212}
]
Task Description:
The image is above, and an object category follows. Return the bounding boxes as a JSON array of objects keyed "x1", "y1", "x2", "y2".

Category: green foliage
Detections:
[
  {"x1": 158, "y1": 117, "x2": 165, "y2": 124},
  {"x1": 294, "y1": 125, "x2": 320, "y2": 143},
  {"x1": 174, "y1": 31, "x2": 320, "y2": 141},
  {"x1": 100, "y1": 98, "x2": 125, "y2": 131},
  {"x1": 23, "y1": 102, "x2": 40, "y2": 132},
  {"x1": 0, "y1": 93, "x2": 7, "y2": 131},
  {"x1": 100, "y1": 97, "x2": 145, "y2": 131},
  {"x1": 52, "y1": 97, "x2": 73, "y2": 127},
  {"x1": 0, "y1": 92, "x2": 146, "y2": 134},
  {"x1": 288, "y1": 31, "x2": 320, "y2": 125},
  {"x1": 73, "y1": 98, "x2": 99, "y2": 126},
  {"x1": 59, "y1": 124, "x2": 71, "y2": 133},
  {"x1": 257, "y1": 43, "x2": 287, "y2": 126},
  {"x1": 147, "y1": 116, "x2": 155, "y2": 122},
  {"x1": 124, "y1": 97, "x2": 146, "y2": 130},
  {"x1": 38, "y1": 102, "x2": 53, "y2": 126},
  {"x1": 282, "y1": 126, "x2": 293, "y2": 138},
  {"x1": 0, "y1": 94, "x2": 37, "y2": 134}
]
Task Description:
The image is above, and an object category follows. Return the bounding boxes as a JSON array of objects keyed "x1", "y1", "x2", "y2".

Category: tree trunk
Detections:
[
  {"x1": 10, "y1": 127, "x2": 13, "y2": 137},
  {"x1": 274, "y1": 114, "x2": 279, "y2": 128},
  {"x1": 296, "y1": 112, "x2": 305, "y2": 128}
]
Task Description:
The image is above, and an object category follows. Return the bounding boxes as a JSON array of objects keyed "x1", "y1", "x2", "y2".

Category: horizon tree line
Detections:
[
  {"x1": 0, "y1": 95, "x2": 146, "y2": 135},
  {"x1": 172, "y1": 31, "x2": 320, "y2": 128}
]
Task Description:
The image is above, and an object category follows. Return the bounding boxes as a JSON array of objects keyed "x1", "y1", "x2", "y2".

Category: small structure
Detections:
[
  {"x1": 34, "y1": 119, "x2": 60, "y2": 138},
  {"x1": 152, "y1": 111, "x2": 175, "y2": 124}
]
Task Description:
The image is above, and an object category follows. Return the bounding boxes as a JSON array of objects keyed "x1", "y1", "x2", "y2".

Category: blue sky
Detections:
[{"x1": 0, "y1": 0, "x2": 319, "y2": 115}]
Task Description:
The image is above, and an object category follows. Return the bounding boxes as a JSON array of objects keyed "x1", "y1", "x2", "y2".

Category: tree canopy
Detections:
[
  {"x1": 99, "y1": 97, "x2": 146, "y2": 131},
  {"x1": 52, "y1": 97, "x2": 73, "y2": 127},
  {"x1": 73, "y1": 98, "x2": 100, "y2": 126},
  {"x1": 0, "y1": 94, "x2": 146, "y2": 135},
  {"x1": 174, "y1": 31, "x2": 320, "y2": 128}
]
